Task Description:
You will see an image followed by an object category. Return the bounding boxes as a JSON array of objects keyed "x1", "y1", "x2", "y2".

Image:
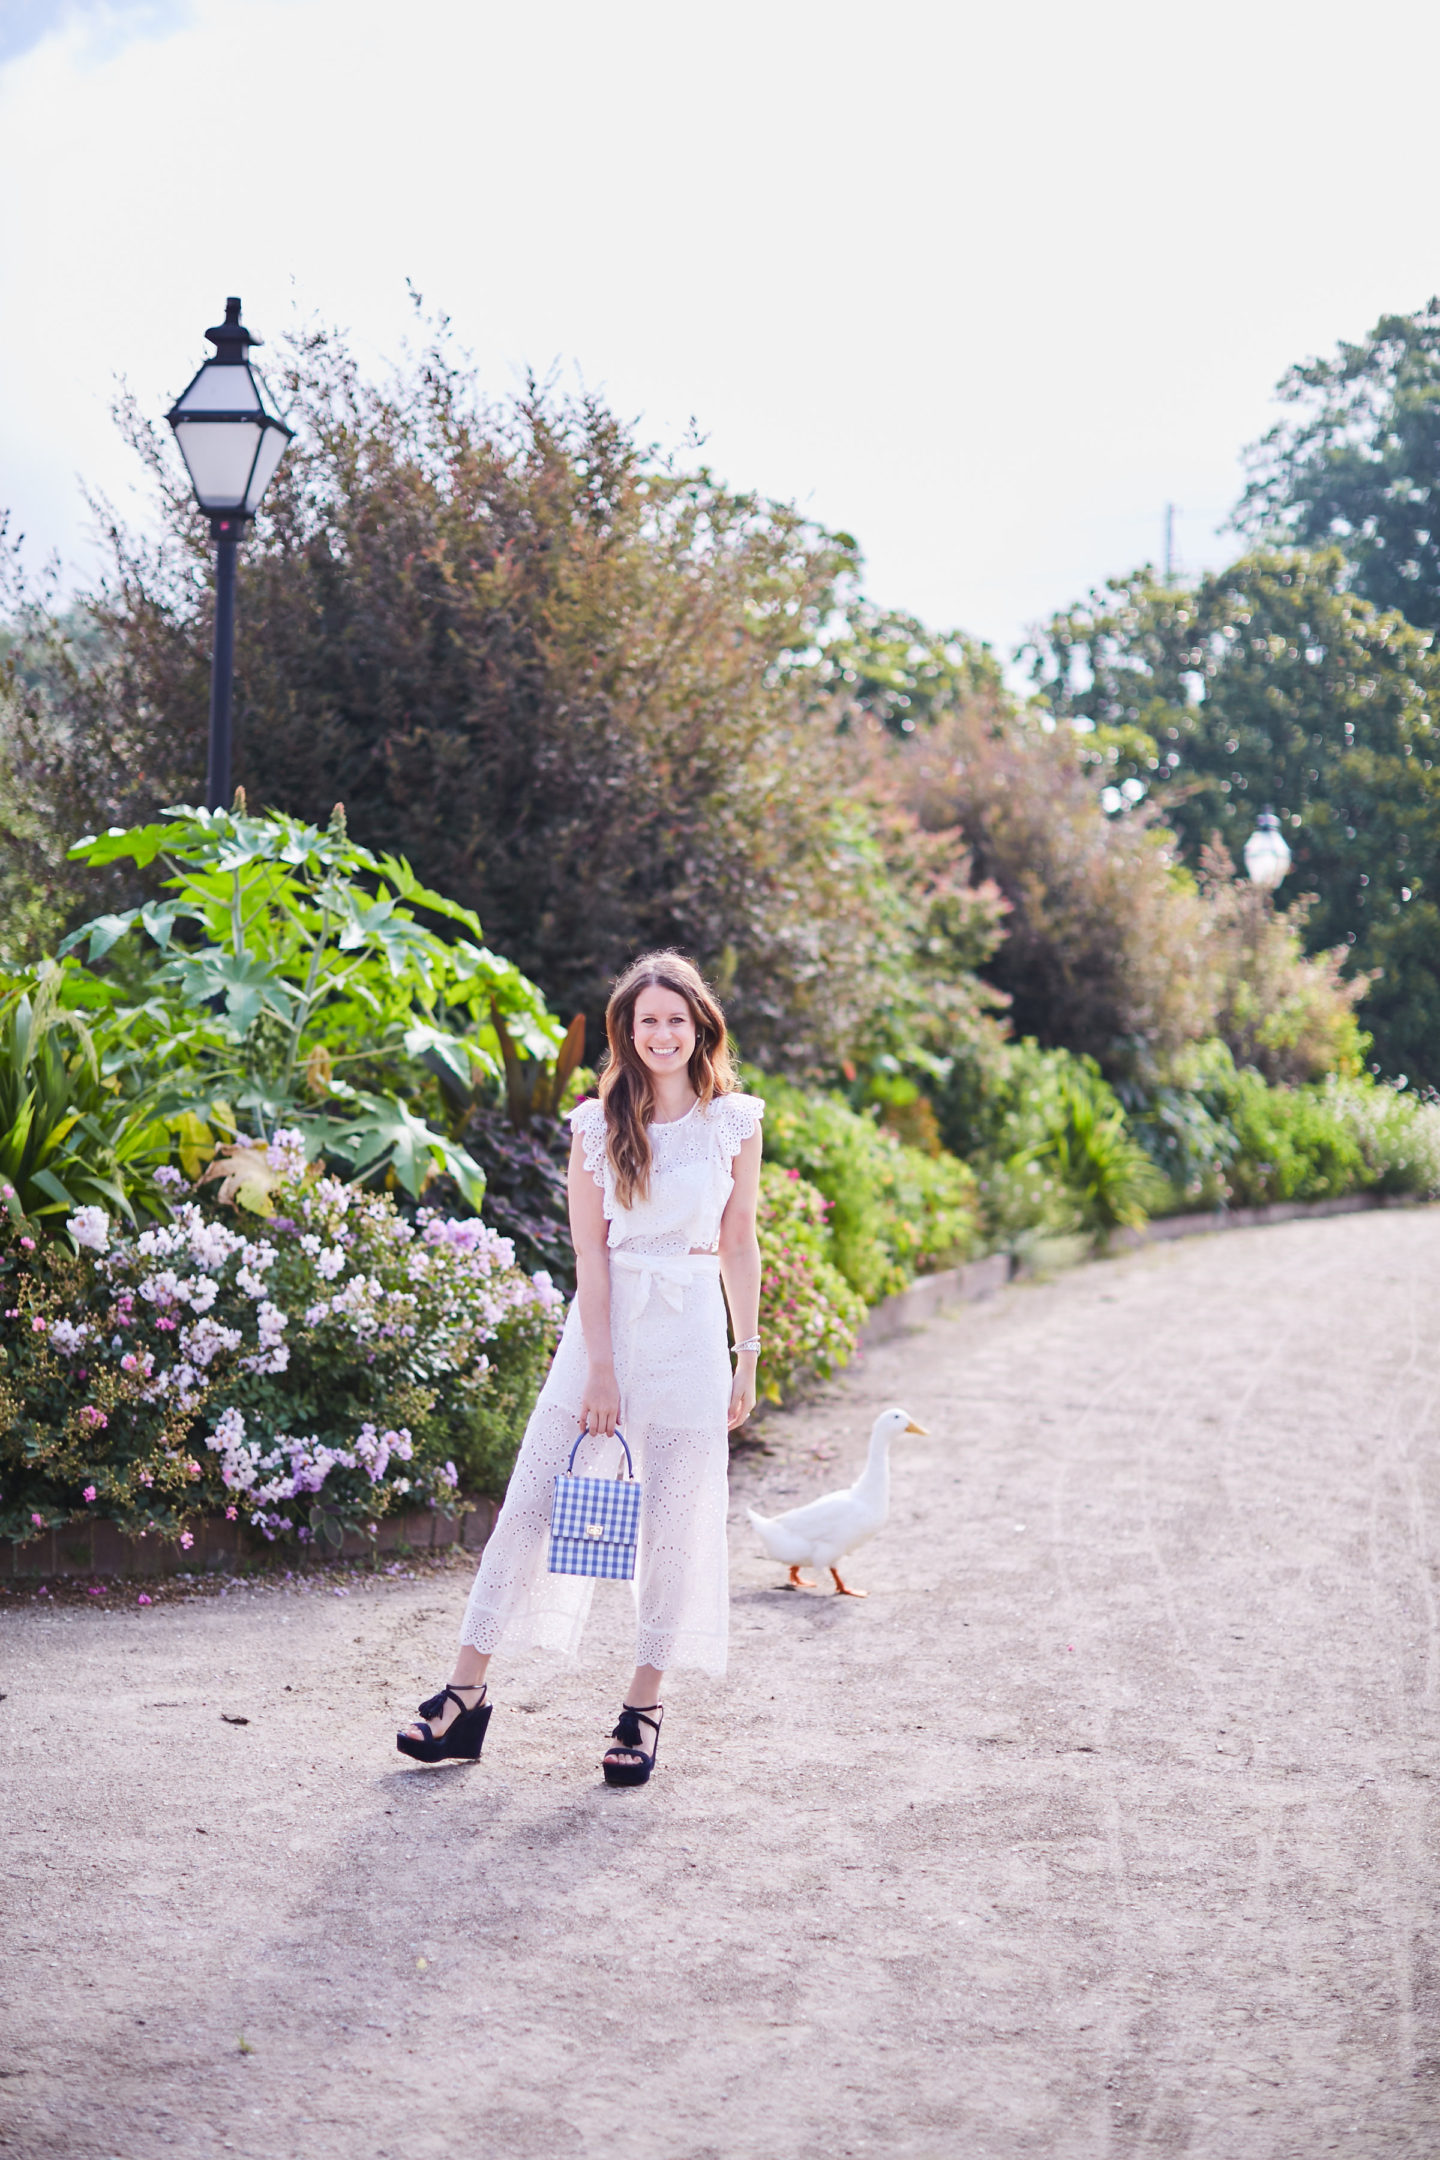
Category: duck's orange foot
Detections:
[
  {"x1": 830, "y1": 1568, "x2": 867, "y2": 1597},
  {"x1": 787, "y1": 1565, "x2": 819, "y2": 1590}
]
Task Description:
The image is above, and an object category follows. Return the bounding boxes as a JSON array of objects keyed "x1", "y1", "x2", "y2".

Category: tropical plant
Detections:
[
  {"x1": 1012, "y1": 1064, "x2": 1169, "y2": 1234},
  {"x1": 54, "y1": 799, "x2": 564, "y2": 1207},
  {"x1": 0, "y1": 983, "x2": 168, "y2": 1236}
]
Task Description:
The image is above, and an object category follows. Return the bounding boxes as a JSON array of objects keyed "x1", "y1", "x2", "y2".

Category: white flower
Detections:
[
  {"x1": 185, "y1": 1218, "x2": 244, "y2": 1271},
  {"x1": 255, "y1": 1301, "x2": 288, "y2": 1350},
  {"x1": 316, "y1": 1246, "x2": 346, "y2": 1282},
  {"x1": 208, "y1": 1405, "x2": 247, "y2": 1451},
  {"x1": 68, "y1": 1207, "x2": 110, "y2": 1254},
  {"x1": 531, "y1": 1270, "x2": 564, "y2": 1311},
  {"x1": 266, "y1": 1128, "x2": 309, "y2": 1179},
  {"x1": 179, "y1": 1317, "x2": 242, "y2": 1369},
  {"x1": 49, "y1": 1319, "x2": 89, "y2": 1354}
]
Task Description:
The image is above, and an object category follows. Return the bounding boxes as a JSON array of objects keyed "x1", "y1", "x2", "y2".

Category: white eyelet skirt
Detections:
[{"x1": 458, "y1": 1251, "x2": 732, "y2": 1675}]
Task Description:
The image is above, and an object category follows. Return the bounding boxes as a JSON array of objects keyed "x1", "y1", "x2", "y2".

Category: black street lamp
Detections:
[{"x1": 166, "y1": 297, "x2": 293, "y2": 810}]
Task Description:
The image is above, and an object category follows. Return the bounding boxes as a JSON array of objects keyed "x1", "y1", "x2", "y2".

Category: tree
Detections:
[
  {"x1": 1236, "y1": 300, "x2": 1440, "y2": 630},
  {"x1": 1027, "y1": 550, "x2": 1440, "y2": 1080},
  {"x1": 886, "y1": 700, "x2": 1220, "y2": 1078},
  {"x1": 1, "y1": 319, "x2": 1003, "y2": 1079},
  {"x1": 809, "y1": 601, "x2": 1004, "y2": 736}
]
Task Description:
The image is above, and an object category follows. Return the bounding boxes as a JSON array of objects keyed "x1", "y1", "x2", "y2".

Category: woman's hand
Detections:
[
  {"x1": 727, "y1": 1353, "x2": 758, "y2": 1433},
  {"x1": 581, "y1": 1362, "x2": 621, "y2": 1438}
]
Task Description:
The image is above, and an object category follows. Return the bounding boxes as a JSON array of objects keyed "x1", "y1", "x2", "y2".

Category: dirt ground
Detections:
[{"x1": 3, "y1": 1207, "x2": 1440, "y2": 2160}]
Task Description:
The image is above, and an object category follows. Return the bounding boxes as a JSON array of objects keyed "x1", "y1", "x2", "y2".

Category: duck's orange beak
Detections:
[{"x1": 903, "y1": 1418, "x2": 929, "y2": 1435}]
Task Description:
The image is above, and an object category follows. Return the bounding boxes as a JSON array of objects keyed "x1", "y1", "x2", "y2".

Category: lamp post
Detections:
[
  {"x1": 1243, "y1": 807, "x2": 1293, "y2": 893},
  {"x1": 166, "y1": 297, "x2": 293, "y2": 811}
]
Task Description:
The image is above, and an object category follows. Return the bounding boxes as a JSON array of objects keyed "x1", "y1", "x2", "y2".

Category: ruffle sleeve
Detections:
[
  {"x1": 708, "y1": 1090, "x2": 765, "y2": 1164},
  {"x1": 566, "y1": 1097, "x2": 608, "y2": 1190}
]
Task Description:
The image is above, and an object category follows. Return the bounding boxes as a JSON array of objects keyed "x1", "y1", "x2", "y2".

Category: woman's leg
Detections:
[
  {"x1": 401, "y1": 1370, "x2": 593, "y2": 1743},
  {"x1": 630, "y1": 1416, "x2": 731, "y2": 1676}
]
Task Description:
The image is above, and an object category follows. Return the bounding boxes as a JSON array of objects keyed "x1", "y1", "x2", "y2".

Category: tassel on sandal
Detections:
[
  {"x1": 396, "y1": 1682, "x2": 491, "y2": 1764},
  {"x1": 602, "y1": 1702, "x2": 663, "y2": 1788}
]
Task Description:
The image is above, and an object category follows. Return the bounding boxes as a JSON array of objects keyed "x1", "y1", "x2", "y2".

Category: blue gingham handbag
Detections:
[{"x1": 548, "y1": 1430, "x2": 642, "y2": 1580}]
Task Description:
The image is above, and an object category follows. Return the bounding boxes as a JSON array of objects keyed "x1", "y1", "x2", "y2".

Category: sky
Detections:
[{"x1": 3, "y1": 0, "x2": 1440, "y2": 669}]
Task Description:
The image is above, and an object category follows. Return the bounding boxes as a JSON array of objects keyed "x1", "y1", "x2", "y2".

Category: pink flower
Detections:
[
  {"x1": 78, "y1": 1407, "x2": 108, "y2": 1431},
  {"x1": 179, "y1": 1531, "x2": 194, "y2": 1550},
  {"x1": 29, "y1": 1511, "x2": 43, "y2": 1528},
  {"x1": 137, "y1": 1593, "x2": 152, "y2": 1606},
  {"x1": 225, "y1": 1505, "x2": 237, "y2": 1520},
  {"x1": 187, "y1": 1461, "x2": 201, "y2": 1481},
  {"x1": 19, "y1": 1236, "x2": 34, "y2": 1251},
  {"x1": 31, "y1": 1316, "x2": 46, "y2": 1331},
  {"x1": 82, "y1": 1485, "x2": 97, "y2": 1503},
  {"x1": 87, "y1": 1585, "x2": 105, "y2": 1596}
]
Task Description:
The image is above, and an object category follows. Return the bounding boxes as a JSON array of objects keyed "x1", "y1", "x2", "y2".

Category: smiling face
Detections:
[{"x1": 631, "y1": 982, "x2": 698, "y2": 1080}]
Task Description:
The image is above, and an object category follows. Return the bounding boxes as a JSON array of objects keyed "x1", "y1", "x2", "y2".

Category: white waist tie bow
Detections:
[{"x1": 609, "y1": 1249, "x2": 719, "y2": 1312}]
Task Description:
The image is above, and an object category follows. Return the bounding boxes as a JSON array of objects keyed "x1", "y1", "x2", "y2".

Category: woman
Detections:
[{"x1": 397, "y1": 951, "x2": 763, "y2": 1786}]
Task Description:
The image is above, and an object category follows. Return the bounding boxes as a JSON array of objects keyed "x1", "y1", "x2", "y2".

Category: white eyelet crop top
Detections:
[{"x1": 567, "y1": 1092, "x2": 765, "y2": 1258}]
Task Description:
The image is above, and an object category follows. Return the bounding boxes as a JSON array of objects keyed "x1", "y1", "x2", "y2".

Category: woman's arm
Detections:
[
  {"x1": 568, "y1": 1130, "x2": 620, "y2": 1437},
  {"x1": 718, "y1": 1126, "x2": 763, "y2": 1432}
]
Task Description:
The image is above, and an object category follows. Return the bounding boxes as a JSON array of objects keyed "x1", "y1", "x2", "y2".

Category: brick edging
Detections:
[{"x1": 1, "y1": 1498, "x2": 498, "y2": 1583}]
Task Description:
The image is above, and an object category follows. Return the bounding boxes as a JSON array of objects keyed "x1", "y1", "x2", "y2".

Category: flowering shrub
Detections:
[
  {"x1": 749, "y1": 1074, "x2": 980, "y2": 1304},
  {"x1": 754, "y1": 1163, "x2": 866, "y2": 1407},
  {"x1": 1324, "y1": 1078, "x2": 1440, "y2": 1196},
  {"x1": 0, "y1": 1131, "x2": 562, "y2": 1547}
]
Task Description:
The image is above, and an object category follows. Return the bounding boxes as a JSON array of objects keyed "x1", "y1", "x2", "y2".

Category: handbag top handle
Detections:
[{"x1": 566, "y1": 1428, "x2": 636, "y2": 1481}]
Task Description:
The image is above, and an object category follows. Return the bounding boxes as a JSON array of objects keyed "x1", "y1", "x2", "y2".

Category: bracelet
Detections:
[{"x1": 732, "y1": 1335, "x2": 761, "y2": 1357}]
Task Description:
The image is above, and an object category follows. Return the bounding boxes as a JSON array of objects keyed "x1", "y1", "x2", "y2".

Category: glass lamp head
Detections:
[
  {"x1": 166, "y1": 297, "x2": 293, "y2": 519},
  {"x1": 1243, "y1": 808, "x2": 1293, "y2": 891}
]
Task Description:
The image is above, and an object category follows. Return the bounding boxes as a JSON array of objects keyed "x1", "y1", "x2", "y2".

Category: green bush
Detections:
[
  {"x1": 1324, "y1": 1079, "x2": 1440, "y2": 1196},
  {"x1": 748, "y1": 1073, "x2": 979, "y2": 1304},
  {"x1": 946, "y1": 1039, "x2": 1166, "y2": 1246},
  {"x1": 754, "y1": 1163, "x2": 865, "y2": 1405},
  {"x1": 1224, "y1": 1074, "x2": 1368, "y2": 1205}
]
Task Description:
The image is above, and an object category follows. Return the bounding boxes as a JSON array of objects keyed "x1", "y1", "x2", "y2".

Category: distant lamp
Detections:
[
  {"x1": 166, "y1": 297, "x2": 293, "y2": 809},
  {"x1": 1243, "y1": 808, "x2": 1292, "y2": 892}
]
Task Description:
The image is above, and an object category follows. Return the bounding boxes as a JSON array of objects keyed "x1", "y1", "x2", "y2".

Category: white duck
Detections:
[{"x1": 746, "y1": 1407, "x2": 928, "y2": 1596}]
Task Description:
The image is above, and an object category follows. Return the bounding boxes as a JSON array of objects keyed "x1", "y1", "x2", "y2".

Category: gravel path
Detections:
[{"x1": 3, "y1": 1207, "x2": 1439, "y2": 2159}]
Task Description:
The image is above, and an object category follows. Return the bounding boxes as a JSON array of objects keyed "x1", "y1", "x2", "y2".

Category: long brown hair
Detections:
[{"x1": 598, "y1": 951, "x2": 735, "y2": 1207}]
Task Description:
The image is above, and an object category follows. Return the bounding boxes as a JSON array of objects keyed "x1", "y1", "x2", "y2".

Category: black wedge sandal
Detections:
[
  {"x1": 602, "y1": 1702, "x2": 663, "y2": 1788},
  {"x1": 396, "y1": 1682, "x2": 491, "y2": 1764}
]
